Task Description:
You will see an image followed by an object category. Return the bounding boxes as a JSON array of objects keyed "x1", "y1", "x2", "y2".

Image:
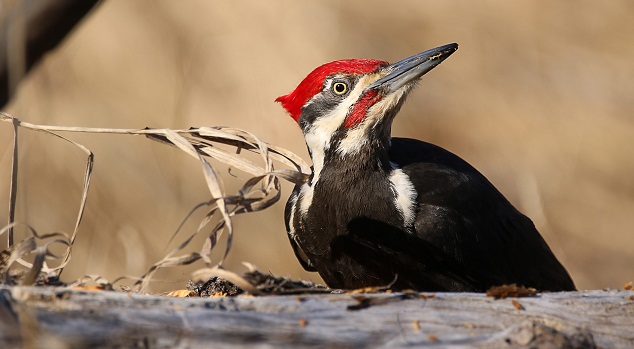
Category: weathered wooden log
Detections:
[{"x1": 0, "y1": 286, "x2": 632, "y2": 348}]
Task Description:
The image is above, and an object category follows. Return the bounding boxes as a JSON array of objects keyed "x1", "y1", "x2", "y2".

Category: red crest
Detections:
[{"x1": 276, "y1": 59, "x2": 387, "y2": 122}]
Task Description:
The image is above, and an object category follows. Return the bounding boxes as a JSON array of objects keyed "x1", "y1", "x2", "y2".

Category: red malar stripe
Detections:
[{"x1": 344, "y1": 89, "x2": 380, "y2": 128}]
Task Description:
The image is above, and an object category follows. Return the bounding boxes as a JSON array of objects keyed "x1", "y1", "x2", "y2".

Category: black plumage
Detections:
[{"x1": 285, "y1": 138, "x2": 575, "y2": 291}]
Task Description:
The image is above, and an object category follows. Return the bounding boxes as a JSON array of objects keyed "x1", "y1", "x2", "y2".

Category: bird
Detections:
[{"x1": 275, "y1": 43, "x2": 575, "y2": 292}]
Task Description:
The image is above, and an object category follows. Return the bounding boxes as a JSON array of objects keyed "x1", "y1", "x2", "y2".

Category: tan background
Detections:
[{"x1": 1, "y1": 1, "x2": 633, "y2": 291}]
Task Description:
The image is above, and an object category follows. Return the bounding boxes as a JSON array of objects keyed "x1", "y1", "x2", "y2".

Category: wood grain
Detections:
[{"x1": 0, "y1": 287, "x2": 632, "y2": 348}]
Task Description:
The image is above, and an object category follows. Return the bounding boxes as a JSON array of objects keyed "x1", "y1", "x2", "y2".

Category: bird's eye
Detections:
[{"x1": 332, "y1": 82, "x2": 348, "y2": 95}]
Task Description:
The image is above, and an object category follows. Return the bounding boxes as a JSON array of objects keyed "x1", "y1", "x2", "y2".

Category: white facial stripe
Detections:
[
  {"x1": 337, "y1": 124, "x2": 368, "y2": 156},
  {"x1": 298, "y1": 182, "x2": 314, "y2": 216},
  {"x1": 300, "y1": 77, "x2": 374, "y2": 216},
  {"x1": 303, "y1": 75, "x2": 374, "y2": 182},
  {"x1": 287, "y1": 192, "x2": 299, "y2": 238},
  {"x1": 336, "y1": 90, "x2": 403, "y2": 156},
  {"x1": 369, "y1": 88, "x2": 407, "y2": 121},
  {"x1": 389, "y1": 168, "x2": 417, "y2": 228},
  {"x1": 301, "y1": 74, "x2": 400, "y2": 216}
]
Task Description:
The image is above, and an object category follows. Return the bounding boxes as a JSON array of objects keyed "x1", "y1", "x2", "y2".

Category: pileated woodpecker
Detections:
[{"x1": 276, "y1": 43, "x2": 575, "y2": 292}]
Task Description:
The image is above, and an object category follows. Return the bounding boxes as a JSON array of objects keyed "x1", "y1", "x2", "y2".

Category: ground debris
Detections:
[
  {"x1": 187, "y1": 269, "x2": 329, "y2": 297},
  {"x1": 486, "y1": 284, "x2": 537, "y2": 299},
  {"x1": 347, "y1": 290, "x2": 424, "y2": 311},
  {"x1": 187, "y1": 277, "x2": 244, "y2": 297},
  {"x1": 1, "y1": 270, "x2": 66, "y2": 288}
]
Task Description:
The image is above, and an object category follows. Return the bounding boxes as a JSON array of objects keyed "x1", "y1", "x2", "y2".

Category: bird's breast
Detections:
[{"x1": 289, "y1": 166, "x2": 417, "y2": 258}]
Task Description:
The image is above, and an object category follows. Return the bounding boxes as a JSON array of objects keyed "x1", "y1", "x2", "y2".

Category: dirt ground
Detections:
[{"x1": 1, "y1": 1, "x2": 633, "y2": 292}]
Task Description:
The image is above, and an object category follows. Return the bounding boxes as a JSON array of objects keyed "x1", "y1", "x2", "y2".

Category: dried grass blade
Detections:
[
  {"x1": 162, "y1": 129, "x2": 235, "y2": 266},
  {"x1": 165, "y1": 226, "x2": 208, "y2": 262},
  {"x1": 0, "y1": 112, "x2": 147, "y2": 134},
  {"x1": 194, "y1": 127, "x2": 259, "y2": 149},
  {"x1": 15, "y1": 233, "x2": 70, "y2": 270},
  {"x1": 33, "y1": 130, "x2": 93, "y2": 278},
  {"x1": 192, "y1": 126, "x2": 310, "y2": 175},
  {"x1": 196, "y1": 150, "x2": 234, "y2": 267},
  {"x1": 264, "y1": 149, "x2": 309, "y2": 175},
  {"x1": 267, "y1": 144, "x2": 311, "y2": 175},
  {"x1": 40, "y1": 239, "x2": 72, "y2": 273},
  {"x1": 28, "y1": 230, "x2": 71, "y2": 241},
  {"x1": 228, "y1": 176, "x2": 281, "y2": 213},
  {"x1": 201, "y1": 216, "x2": 230, "y2": 258},
  {"x1": 68, "y1": 274, "x2": 113, "y2": 290},
  {"x1": 166, "y1": 201, "x2": 212, "y2": 248},
  {"x1": 136, "y1": 201, "x2": 218, "y2": 292},
  {"x1": 163, "y1": 129, "x2": 203, "y2": 160},
  {"x1": 200, "y1": 211, "x2": 224, "y2": 257},
  {"x1": 151, "y1": 126, "x2": 310, "y2": 182},
  {"x1": 196, "y1": 145, "x2": 264, "y2": 176},
  {"x1": 134, "y1": 252, "x2": 204, "y2": 292},
  {"x1": 224, "y1": 127, "x2": 273, "y2": 171},
  {"x1": 21, "y1": 246, "x2": 46, "y2": 286},
  {"x1": 1, "y1": 237, "x2": 35, "y2": 274},
  {"x1": 269, "y1": 169, "x2": 309, "y2": 184}
]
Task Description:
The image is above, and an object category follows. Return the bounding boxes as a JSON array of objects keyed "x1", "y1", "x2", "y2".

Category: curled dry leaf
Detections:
[{"x1": 0, "y1": 222, "x2": 74, "y2": 286}]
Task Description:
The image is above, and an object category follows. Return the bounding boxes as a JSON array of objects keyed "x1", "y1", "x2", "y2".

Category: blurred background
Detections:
[{"x1": 1, "y1": 0, "x2": 633, "y2": 292}]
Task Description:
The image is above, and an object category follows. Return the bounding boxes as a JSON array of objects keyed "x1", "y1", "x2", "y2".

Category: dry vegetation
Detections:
[
  {"x1": 0, "y1": 113, "x2": 310, "y2": 291},
  {"x1": 1, "y1": 1, "x2": 633, "y2": 292}
]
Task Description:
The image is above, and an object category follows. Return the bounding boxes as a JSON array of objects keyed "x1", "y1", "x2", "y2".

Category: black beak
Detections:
[{"x1": 367, "y1": 43, "x2": 458, "y2": 94}]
